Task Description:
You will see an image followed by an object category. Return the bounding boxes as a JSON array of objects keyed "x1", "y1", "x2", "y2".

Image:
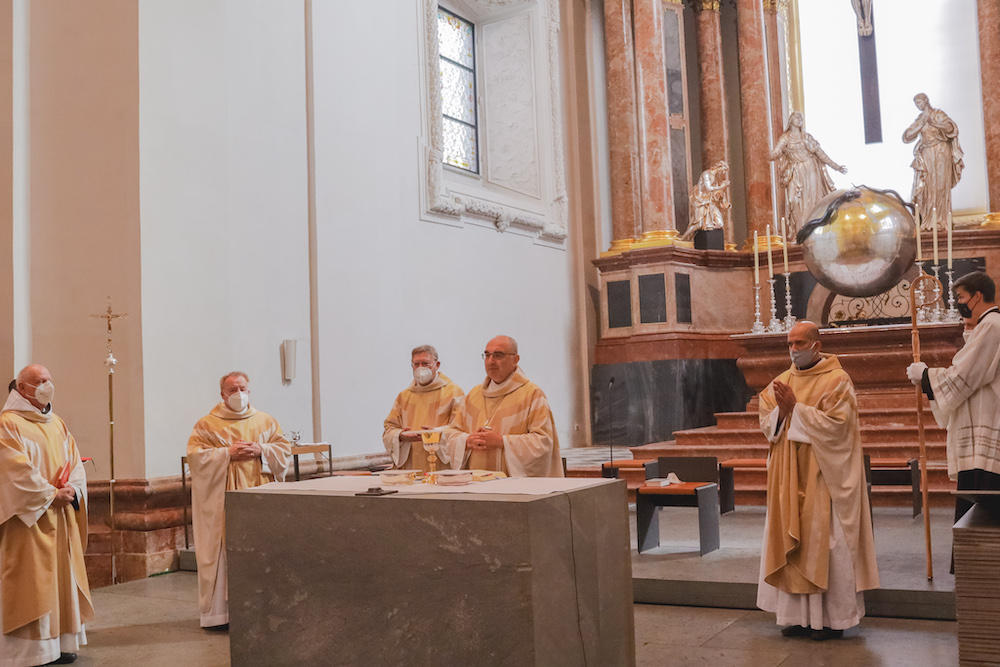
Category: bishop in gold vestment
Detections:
[
  {"x1": 757, "y1": 323, "x2": 878, "y2": 638},
  {"x1": 443, "y1": 336, "x2": 562, "y2": 477},
  {"x1": 383, "y1": 345, "x2": 464, "y2": 473},
  {"x1": 187, "y1": 371, "x2": 290, "y2": 628},
  {"x1": 0, "y1": 365, "x2": 92, "y2": 667}
]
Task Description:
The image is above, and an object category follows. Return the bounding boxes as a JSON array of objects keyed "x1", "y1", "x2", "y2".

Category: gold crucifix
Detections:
[{"x1": 89, "y1": 296, "x2": 128, "y2": 584}]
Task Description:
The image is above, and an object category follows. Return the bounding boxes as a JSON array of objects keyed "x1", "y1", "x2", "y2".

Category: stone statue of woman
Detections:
[
  {"x1": 681, "y1": 161, "x2": 730, "y2": 242},
  {"x1": 902, "y1": 93, "x2": 964, "y2": 230},
  {"x1": 769, "y1": 111, "x2": 848, "y2": 239}
]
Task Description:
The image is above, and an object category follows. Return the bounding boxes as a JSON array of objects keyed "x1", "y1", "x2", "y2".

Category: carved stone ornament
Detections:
[{"x1": 420, "y1": 0, "x2": 567, "y2": 245}]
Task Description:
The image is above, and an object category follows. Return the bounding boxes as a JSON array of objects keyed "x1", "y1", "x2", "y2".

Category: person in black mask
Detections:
[{"x1": 907, "y1": 270, "x2": 1000, "y2": 524}]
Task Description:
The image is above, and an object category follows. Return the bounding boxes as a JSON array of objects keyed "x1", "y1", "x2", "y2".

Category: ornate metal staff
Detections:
[
  {"x1": 90, "y1": 297, "x2": 128, "y2": 585},
  {"x1": 909, "y1": 272, "x2": 940, "y2": 580}
]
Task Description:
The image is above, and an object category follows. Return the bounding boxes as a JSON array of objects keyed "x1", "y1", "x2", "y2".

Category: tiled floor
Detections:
[{"x1": 75, "y1": 571, "x2": 958, "y2": 666}]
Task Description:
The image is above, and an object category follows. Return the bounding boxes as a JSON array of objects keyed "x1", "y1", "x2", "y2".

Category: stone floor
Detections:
[{"x1": 76, "y1": 570, "x2": 958, "y2": 666}]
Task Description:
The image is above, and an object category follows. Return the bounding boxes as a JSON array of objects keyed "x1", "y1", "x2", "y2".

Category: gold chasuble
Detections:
[
  {"x1": 446, "y1": 368, "x2": 563, "y2": 477},
  {"x1": 758, "y1": 354, "x2": 879, "y2": 595},
  {"x1": 187, "y1": 403, "x2": 290, "y2": 626},
  {"x1": 382, "y1": 373, "x2": 464, "y2": 472},
  {"x1": 0, "y1": 403, "x2": 93, "y2": 642}
]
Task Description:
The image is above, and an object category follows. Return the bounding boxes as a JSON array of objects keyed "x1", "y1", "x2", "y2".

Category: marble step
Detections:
[
  {"x1": 716, "y1": 408, "x2": 947, "y2": 430},
  {"x1": 634, "y1": 439, "x2": 948, "y2": 463},
  {"x1": 671, "y1": 425, "x2": 947, "y2": 447}
]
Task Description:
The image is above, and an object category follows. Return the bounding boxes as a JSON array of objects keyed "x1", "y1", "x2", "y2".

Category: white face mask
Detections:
[
  {"x1": 33, "y1": 380, "x2": 55, "y2": 406},
  {"x1": 226, "y1": 390, "x2": 249, "y2": 412},
  {"x1": 413, "y1": 367, "x2": 434, "y2": 386},
  {"x1": 789, "y1": 342, "x2": 819, "y2": 369}
]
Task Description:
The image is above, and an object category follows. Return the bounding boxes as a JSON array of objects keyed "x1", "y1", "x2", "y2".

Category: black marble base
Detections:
[
  {"x1": 693, "y1": 229, "x2": 724, "y2": 250},
  {"x1": 590, "y1": 359, "x2": 752, "y2": 447}
]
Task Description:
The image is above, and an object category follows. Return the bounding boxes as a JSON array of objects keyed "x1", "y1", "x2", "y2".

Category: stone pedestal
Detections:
[{"x1": 226, "y1": 479, "x2": 635, "y2": 667}]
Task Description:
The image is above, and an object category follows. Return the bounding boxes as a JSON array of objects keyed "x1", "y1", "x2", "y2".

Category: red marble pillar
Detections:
[
  {"x1": 979, "y1": 0, "x2": 1000, "y2": 222},
  {"x1": 602, "y1": 0, "x2": 642, "y2": 254},
  {"x1": 694, "y1": 0, "x2": 729, "y2": 168},
  {"x1": 735, "y1": 0, "x2": 774, "y2": 244},
  {"x1": 763, "y1": 1, "x2": 785, "y2": 230},
  {"x1": 630, "y1": 0, "x2": 675, "y2": 246}
]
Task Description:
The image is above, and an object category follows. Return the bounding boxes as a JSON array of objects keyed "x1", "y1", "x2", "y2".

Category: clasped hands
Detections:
[
  {"x1": 773, "y1": 380, "x2": 797, "y2": 421},
  {"x1": 467, "y1": 427, "x2": 503, "y2": 451},
  {"x1": 229, "y1": 439, "x2": 262, "y2": 461},
  {"x1": 51, "y1": 485, "x2": 77, "y2": 509}
]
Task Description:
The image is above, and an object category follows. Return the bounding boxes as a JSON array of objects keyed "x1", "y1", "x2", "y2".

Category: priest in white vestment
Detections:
[
  {"x1": 757, "y1": 323, "x2": 879, "y2": 641},
  {"x1": 187, "y1": 371, "x2": 290, "y2": 628},
  {"x1": 442, "y1": 335, "x2": 563, "y2": 477},
  {"x1": 908, "y1": 271, "x2": 1000, "y2": 522},
  {"x1": 383, "y1": 344, "x2": 464, "y2": 473},
  {"x1": 0, "y1": 365, "x2": 92, "y2": 667}
]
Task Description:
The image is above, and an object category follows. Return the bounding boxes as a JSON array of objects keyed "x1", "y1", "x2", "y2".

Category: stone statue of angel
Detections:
[{"x1": 681, "y1": 161, "x2": 731, "y2": 242}]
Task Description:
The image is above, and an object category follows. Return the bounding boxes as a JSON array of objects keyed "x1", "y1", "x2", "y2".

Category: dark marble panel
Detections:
[
  {"x1": 590, "y1": 359, "x2": 752, "y2": 447},
  {"x1": 919, "y1": 256, "x2": 986, "y2": 283},
  {"x1": 674, "y1": 273, "x2": 692, "y2": 324},
  {"x1": 607, "y1": 280, "x2": 632, "y2": 329},
  {"x1": 693, "y1": 228, "x2": 724, "y2": 250},
  {"x1": 773, "y1": 270, "x2": 817, "y2": 320},
  {"x1": 638, "y1": 274, "x2": 667, "y2": 324}
]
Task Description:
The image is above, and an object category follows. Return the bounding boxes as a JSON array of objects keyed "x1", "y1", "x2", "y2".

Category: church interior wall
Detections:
[
  {"x1": 798, "y1": 0, "x2": 986, "y2": 216},
  {"x1": 309, "y1": 0, "x2": 589, "y2": 457},
  {"x1": 138, "y1": 1, "x2": 315, "y2": 479},
  {"x1": 0, "y1": 2, "x2": 13, "y2": 386}
]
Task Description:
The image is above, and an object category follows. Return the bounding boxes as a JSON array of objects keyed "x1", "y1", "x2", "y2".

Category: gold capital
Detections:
[{"x1": 693, "y1": 0, "x2": 721, "y2": 10}]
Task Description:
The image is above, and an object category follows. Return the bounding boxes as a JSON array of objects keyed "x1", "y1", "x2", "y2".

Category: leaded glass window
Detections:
[{"x1": 438, "y1": 8, "x2": 479, "y2": 173}]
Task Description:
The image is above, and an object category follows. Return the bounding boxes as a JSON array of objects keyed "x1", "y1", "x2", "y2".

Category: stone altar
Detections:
[{"x1": 226, "y1": 477, "x2": 635, "y2": 667}]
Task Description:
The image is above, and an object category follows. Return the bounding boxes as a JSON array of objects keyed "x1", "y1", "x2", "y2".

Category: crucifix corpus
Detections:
[
  {"x1": 89, "y1": 296, "x2": 129, "y2": 585},
  {"x1": 851, "y1": 0, "x2": 882, "y2": 144}
]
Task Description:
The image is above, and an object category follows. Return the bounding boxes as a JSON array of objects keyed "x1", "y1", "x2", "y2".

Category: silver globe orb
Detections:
[{"x1": 798, "y1": 187, "x2": 917, "y2": 298}]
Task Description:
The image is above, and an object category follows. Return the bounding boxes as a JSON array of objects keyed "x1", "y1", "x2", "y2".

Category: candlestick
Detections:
[
  {"x1": 931, "y1": 263, "x2": 943, "y2": 322},
  {"x1": 783, "y1": 272, "x2": 795, "y2": 330},
  {"x1": 915, "y1": 209, "x2": 922, "y2": 260},
  {"x1": 753, "y1": 231, "x2": 759, "y2": 285},
  {"x1": 766, "y1": 225, "x2": 774, "y2": 278},
  {"x1": 752, "y1": 284, "x2": 765, "y2": 334},
  {"x1": 947, "y1": 211, "x2": 953, "y2": 269},
  {"x1": 767, "y1": 278, "x2": 782, "y2": 332},
  {"x1": 932, "y1": 208, "x2": 939, "y2": 266},
  {"x1": 946, "y1": 268, "x2": 960, "y2": 322},
  {"x1": 781, "y1": 217, "x2": 789, "y2": 273}
]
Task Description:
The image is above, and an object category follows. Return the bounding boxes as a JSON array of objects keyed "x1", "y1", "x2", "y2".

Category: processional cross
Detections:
[
  {"x1": 89, "y1": 296, "x2": 129, "y2": 584},
  {"x1": 851, "y1": 0, "x2": 882, "y2": 143}
]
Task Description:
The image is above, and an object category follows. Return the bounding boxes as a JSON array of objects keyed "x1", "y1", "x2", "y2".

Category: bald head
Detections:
[
  {"x1": 484, "y1": 335, "x2": 520, "y2": 384},
  {"x1": 789, "y1": 321, "x2": 819, "y2": 344},
  {"x1": 16, "y1": 364, "x2": 53, "y2": 410}
]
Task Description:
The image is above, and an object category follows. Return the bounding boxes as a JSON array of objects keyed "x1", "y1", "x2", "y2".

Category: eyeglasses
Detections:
[{"x1": 482, "y1": 352, "x2": 511, "y2": 361}]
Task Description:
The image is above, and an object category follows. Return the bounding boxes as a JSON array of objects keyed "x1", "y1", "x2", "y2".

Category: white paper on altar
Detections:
[{"x1": 252, "y1": 475, "x2": 612, "y2": 496}]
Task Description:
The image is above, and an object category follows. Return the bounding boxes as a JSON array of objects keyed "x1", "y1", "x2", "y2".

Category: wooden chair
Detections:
[{"x1": 636, "y1": 456, "x2": 720, "y2": 555}]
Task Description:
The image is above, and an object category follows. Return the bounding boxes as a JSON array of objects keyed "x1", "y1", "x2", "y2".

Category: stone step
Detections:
[
  {"x1": 715, "y1": 408, "x2": 946, "y2": 430},
  {"x1": 672, "y1": 425, "x2": 947, "y2": 448}
]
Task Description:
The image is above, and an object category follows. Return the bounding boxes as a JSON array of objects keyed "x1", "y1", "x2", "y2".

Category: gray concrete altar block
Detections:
[{"x1": 226, "y1": 480, "x2": 635, "y2": 667}]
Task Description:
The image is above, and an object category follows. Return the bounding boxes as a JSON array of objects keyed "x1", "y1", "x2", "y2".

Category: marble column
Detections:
[
  {"x1": 693, "y1": 0, "x2": 729, "y2": 168},
  {"x1": 735, "y1": 0, "x2": 774, "y2": 245},
  {"x1": 630, "y1": 0, "x2": 677, "y2": 248},
  {"x1": 763, "y1": 0, "x2": 785, "y2": 232},
  {"x1": 602, "y1": 0, "x2": 642, "y2": 254},
  {"x1": 979, "y1": 0, "x2": 1000, "y2": 225}
]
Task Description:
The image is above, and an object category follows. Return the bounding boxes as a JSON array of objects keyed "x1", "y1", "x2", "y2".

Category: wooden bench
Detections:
[
  {"x1": 636, "y1": 457, "x2": 720, "y2": 556},
  {"x1": 600, "y1": 459, "x2": 654, "y2": 478},
  {"x1": 718, "y1": 458, "x2": 765, "y2": 513}
]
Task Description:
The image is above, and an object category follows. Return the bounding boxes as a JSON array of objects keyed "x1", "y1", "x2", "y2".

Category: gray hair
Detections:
[
  {"x1": 411, "y1": 345, "x2": 439, "y2": 361},
  {"x1": 219, "y1": 371, "x2": 249, "y2": 391},
  {"x1": 491, "y1": 335, "x2": 518, "y2": 354}
]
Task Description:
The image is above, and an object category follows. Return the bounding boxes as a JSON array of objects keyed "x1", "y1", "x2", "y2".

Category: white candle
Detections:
[
  {"x1": 915, "y1": 209, "x2": 922, "y2": 261},
  {"x1": 765, "y1": 225, "x2": 774, "y2": 278},
  {"x1": 932, "y1": 208, "x2": 939, "y2": 265},
  {"x1": 753, "y1": 231, "x2": 760, "y2": 284},
  {"x1": 947, "y1": 211, "x2": 953, "y2": 269},
  {"x1": 781, "y1": 217, "x2": 789, "y2": 273}
]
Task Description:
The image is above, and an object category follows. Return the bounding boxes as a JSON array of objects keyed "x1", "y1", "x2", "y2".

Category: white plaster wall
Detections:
[
  {"x1": 139, "y1": 1, "x2": 314, "y2": 478},
  {"x1": 799, "y1": 0, "x2": 986, "y2": 215},
  {"x1": 311, "y1": 1, "x2": 586, "y2": 456}
]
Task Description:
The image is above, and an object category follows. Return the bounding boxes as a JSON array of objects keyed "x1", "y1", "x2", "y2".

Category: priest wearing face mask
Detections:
[
  {"x1": 757, "y1": 322, "x2": 879, "y2": 641},
  {"x1": 907, "y1": 271, "x2": 1000, "y2": 525},
  {"x1": 0, "y1": 365, "x2": 93, "y2": 666},
  {"x1": 442, "y1": 335, "x2": 563, "y2": 477},
  {"x1": 186, "y1": 371, "x2": 290, "y2": 628},
  {"x1": 382, "y1": 345, "x2": 464, "y2": 473}
]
